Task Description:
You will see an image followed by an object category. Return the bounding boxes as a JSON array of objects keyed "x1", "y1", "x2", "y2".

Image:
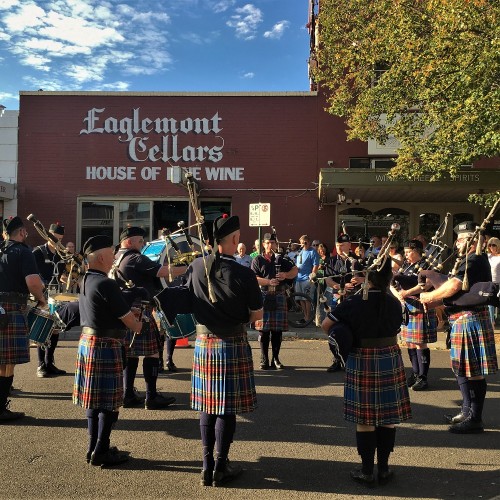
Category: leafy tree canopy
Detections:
[{"x1": 314, "y1": 0, "x2": 499, "y2": 189}]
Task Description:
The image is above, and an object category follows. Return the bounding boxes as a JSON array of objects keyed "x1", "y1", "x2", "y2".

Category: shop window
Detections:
[
  {"x1": 418, "y1": 213, "x2": 442, "y2": 242},
  {"x1": 152, "y1": 201, "x2": 189, "y2": 238},
  {"x1": 119, "y1": 202, "x2": 150, "y2": 238},
  {"x1": 81, "y1": 202, "x2": 114, "y2": 243},
  {"x1": 349, "y1": 158, "x2": 370, "y2": 169}
]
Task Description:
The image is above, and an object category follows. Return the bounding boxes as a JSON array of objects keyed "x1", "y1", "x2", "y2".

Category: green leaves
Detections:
[{"x1": 314, "y1": 0, "x2": 499, "y2": 181}]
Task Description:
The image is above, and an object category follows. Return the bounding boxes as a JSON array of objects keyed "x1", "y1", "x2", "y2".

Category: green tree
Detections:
[{"x1": 314, "y1": 0, "x2": 499, "y2": 185}]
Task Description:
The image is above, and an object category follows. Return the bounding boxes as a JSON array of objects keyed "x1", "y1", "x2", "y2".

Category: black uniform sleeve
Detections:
[
  {"x1": 240, "y1": 267, "x2": 263, "y2": 311},
  {"x1": 21, "y1": 247, "x2": 40, "y2": 278}
]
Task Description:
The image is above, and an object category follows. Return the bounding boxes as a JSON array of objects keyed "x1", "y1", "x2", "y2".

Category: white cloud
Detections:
[
  {"x1": 227, "y1": 4, "x2": 263, "y2": 40},
  {"x1": 21, "y1": 53, "x2": 51, "y2": 71},
  {"x1": 0, "y1": 91, "x2": 18, "y2": 101},
  {"x1": 3, "y1": 3, "x2": 45, "y2": 32},
  {"x1": 96, "y1": 81, "x2": 130, "y2": 91},
  {"x1": 0, "y1": 0, "x2": 18, "y2": 10},
  {"x1": 263, "y1": 20, "x2": 289, "y2": 39},
  {"x1": 242, "y1": 72, "x2": 254, "y2": 79},
  {"x1": 210, "y1": 0, "x2": 236, "y2": 13}
]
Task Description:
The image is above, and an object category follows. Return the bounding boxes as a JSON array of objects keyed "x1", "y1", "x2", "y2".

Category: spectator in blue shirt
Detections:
[
  {"x1": 235, "y1": 243, "x2": 252, "y2": 267},
  {"x1": 295, "y1": 235, "x2": 320, "y2": 322}
]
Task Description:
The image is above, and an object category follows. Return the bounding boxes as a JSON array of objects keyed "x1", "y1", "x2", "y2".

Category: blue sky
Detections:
[{"x1": 0, "y1": 0, "x2": 311, "y2": 110}]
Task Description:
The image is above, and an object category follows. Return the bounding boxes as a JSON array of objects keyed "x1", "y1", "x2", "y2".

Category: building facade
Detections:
[{"x1": 16, "y1": 90, "x2": 498, "y2": 253}]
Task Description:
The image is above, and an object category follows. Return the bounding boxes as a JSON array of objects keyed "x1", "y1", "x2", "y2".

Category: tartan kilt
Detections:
[
  {"x1": 73, "y1": 333, "x2": 124, "y2": 411},
  {"x1": 449, "y1": 307, "x2": 498, "y2": 378},
  {"x1": 344, "y1": 345, "x2": 412, "y2": 426},
  {"x1": 125, "y1": 311, "x2": 160, "y2": 357},
  {"x1": 0, "y1": 302, "x2": 30, "y2": 366},
  {"x1": 254, "y1": 291, "x2": 287, "y2": 332},
  {"x1": 191, "y1": 334, "x2": 257, "y2": 414},
  {"x1": 401, "y1": 301, "x2": 437, "y2": 344}
]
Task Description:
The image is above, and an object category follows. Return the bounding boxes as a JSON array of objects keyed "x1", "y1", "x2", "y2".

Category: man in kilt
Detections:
[
  {"x1": 0, "y1": 216, "x2": 46, "y2": 422},
  {"x1": 322, "y1": 259, "x2": 411, "y2": 486},
  {"x1": 392, "y1": 239, "x2": 437, "y2": 391},
  {"x1": 185, "y1": 214, "x2": 263, "y2": 487},
  {"x1": 421, "y1": 221, "x2": 497, "y2": 434},
  {"x1": 322, "y1": 233, "x2": 364, "y2": 372},
  {"x1": 73, "y1": 235, "x2": 143, "y2": 467},
  {"x1": 113, "y1": 226, "x2": 186, "y2": 410},
  {"x1": 32, "y1": 222, "x2": 67, "y2": 378},
  {"x1": 251, "y1": 232, "x2": 297, "y2": 369}
]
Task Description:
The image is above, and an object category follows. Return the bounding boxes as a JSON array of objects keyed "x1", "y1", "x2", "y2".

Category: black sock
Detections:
[
  {"x1": 416, "y1": 348, "x2": 430, "y2": 378},
  {"x1": 45, "y1": 333, "x2": 59, "y2": 365},
  {"x1": 469, "y1": 379, "x2": 487, "y2": 421},
  {"x1": 259, "y1": 332, "x2": 270, "y2": 364},
  {"x1": 86, "y1": 409, "x2": 99, "y2": 456},
  {"x1": 0, "y1": 375, "x2": 12, "y2": 409},
  {"x1": 407, "y1": 348, "x2": 418, "y2": 375},
  {"x1": 143, "y1": 357, "x2": 159, "y2": 399},
  {"x1": 200, "y1": 412, "x2": 217, "y2": 471},
  {"x1": 93, "y1": 410, "x2": 118, "y2": 455},
  {"x1": 376, "y1": 427, "x2": 396, "y2": 473},
  {"x1": 457, "y1": 376, "x2": 471, "y2": 415},
  {"x1": 214, "y1": 415, "x2": 237, "y2": 471},
  {"x1": 355, "y1": 431, "x2": 377, "y2": 475},
  {"x1": 270, "y1": 331, "x2": 282, "y2": 361},
  {"x1": 123, "y1": 356, "x2": 139, "y2": 396}
]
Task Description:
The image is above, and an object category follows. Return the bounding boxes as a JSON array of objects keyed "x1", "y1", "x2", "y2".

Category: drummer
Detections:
[
  {"x1": 114, "y1": 226, "x2": 186, "y2": 409},
  {"x1": 0, "y1": 216, "x2": 46, "y2": 422},
  {"x1": 32, "y1": 222, "x2": 67, "y2": 378}
]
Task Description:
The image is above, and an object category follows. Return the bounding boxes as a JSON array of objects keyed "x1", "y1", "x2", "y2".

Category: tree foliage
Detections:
[{"x1": 313, "y1": 0, "x2": 499, "y2": 182}]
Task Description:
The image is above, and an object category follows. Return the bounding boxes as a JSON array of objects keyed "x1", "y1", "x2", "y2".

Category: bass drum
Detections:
[{"x1": 141, "y1": 233, "x2": 203, "y2": 289}]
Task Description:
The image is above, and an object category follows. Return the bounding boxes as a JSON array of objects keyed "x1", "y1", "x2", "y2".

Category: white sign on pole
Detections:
[{"x1": 249, "y1": 203, "x2": 271, "y2": 227}]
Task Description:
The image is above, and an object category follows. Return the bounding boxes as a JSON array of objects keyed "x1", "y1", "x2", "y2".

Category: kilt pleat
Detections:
[
  {"x1": 401, "y1": 302, "x2": 437, "y2": 344},
  {"x1": 0, "y1": 303, "x2": 29, "y2": 365},
  {"x1": 73, "y1": 333, "x2": 124, "y2": 411},
  {"x1": 344, "y1": 345, "x2": 412, "y2": 426},
  {"x1": 125, "y1": 312, "x2": 160, "y2": 357},
  {"x1": 191, "y1": 335, "x2": 257, "y2": 414},
  {"x1": 254, "y1": 292, "x2": 287, "y2": 332},
  {"x1": 449, "y1": 307, "x2": 498, "y2": 377}
]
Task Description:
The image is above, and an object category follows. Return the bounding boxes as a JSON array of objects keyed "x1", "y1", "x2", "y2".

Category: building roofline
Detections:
[{"x1": 19, "y1": 90, "x2": 317, "y2": 98}]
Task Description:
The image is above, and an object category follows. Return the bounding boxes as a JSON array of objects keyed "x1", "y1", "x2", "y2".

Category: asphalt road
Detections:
[{"x1": 2, "y1": 331, "x2": 499, "y2": 500}]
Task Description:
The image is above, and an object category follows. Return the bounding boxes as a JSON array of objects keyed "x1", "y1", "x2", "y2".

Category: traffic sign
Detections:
[{"x1": 249, "y1": 203, "x2": 271, "y2": 227}]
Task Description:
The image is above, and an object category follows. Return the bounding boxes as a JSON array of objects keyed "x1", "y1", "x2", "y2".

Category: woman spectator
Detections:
[{"x1": 487, "y1": 237, "x2": 500, "y2": 326}]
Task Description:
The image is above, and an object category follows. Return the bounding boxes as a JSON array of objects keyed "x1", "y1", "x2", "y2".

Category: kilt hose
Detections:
[
  {"x1": 344, "y1": 345, "x2": 412, "y2": 426},
  {"x1": 254, "y1": 291, "x2": 287, "y2": 332},
  {"x1": 125, "y1": 311, "x2": 160, "y2": 357},
  {"x1": 0, "y1": 302, "x2": 29, "y2": 366},
  {"x1": 73, "y1": 333, "x2": 124, "y2": 411},
  {"x1": 191, "y1": 334, "x2": 257, "y2": 415},
  {"x1": 401, "y1": 301, "x2": 437, "y2": 344},
  {"x1": 449, "y1": 307, "x2": 498, "y2": 378}
]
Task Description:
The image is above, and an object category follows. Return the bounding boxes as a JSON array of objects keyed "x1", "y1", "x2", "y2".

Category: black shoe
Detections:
[
  {"x1": 272, "y1": 359, "x2": 284, "y2": 370},
  {"x1": 213, "y1": 461, "x2": 243, "y2": 487},
  {"x1": 200, "y1": 469, "x2": 213, "y2": 486},
  {"x1": 350, "y1": 469, "x2": 376, "y2": 487},
  {"x1": 144, "y1": 393, "x2": 176, "y2": 410},
  {"x1": 158, "y1": 360, "x2": 165, "y2": 373},
  {"x1": 46, "y1": 363, "x2": 67, "y2": 375},
  {"x1": 411, "y1": 377, "x2": 428, "y2": 391},
  {"x1": 260, "y1": 363, "x2": 270, "y2": 370},
  {"x1": 90, "y1": 447, "x2": 129, "y2": 468},
  {"x1": 166, "y1": 361, "x2": 178, "y2": 372},
  {"x1": 449, "y1": 417, "x2": 484, "y2": 434},
  {"x1": 123, "y1": 389, "x2": 144, "y2": 408},
  {"x1": 406, "y1": 373, "x2": 418, "y2": 387},
  {"x1": 327, "y1": 361, "x2": 340, "y2": 373},
  {"x1": 444, "y1": 411, "x2": 469, "y2": 424},
  {"x1": 36, "y1": 363, "x2": 51, "y2": 378},
  {"x1": 0, "y1": 401, "x2": 25, "y2": 423},
  {"x1": 378, "y1": 469, "x2": 394, "y2": 485}
]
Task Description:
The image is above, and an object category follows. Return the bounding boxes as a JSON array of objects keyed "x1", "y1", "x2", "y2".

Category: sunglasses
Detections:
[{"x1": 489, "y1": 244, "x2": 497, "y2": 247}]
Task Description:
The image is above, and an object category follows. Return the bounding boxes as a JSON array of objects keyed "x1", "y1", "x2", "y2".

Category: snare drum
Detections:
[
  {"x1": 27, "y1": 308, "x2": 56, "y2": 346},
  {"x1": 164, "y1": 314, "x2": 197, "y2": 340}
]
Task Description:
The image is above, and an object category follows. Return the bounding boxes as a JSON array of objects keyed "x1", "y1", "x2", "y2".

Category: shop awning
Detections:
[
  {"x1": 0, "y1": 180, "x2": 14, "y2": 200},
  {"x1": 318, "y1": 169, "x2": 499, "y2": 204}
]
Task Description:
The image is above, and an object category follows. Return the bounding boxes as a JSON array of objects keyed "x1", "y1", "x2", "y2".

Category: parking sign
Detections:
[{"x1": 249, "y1": 203, "x2": 271, "y2": 227}]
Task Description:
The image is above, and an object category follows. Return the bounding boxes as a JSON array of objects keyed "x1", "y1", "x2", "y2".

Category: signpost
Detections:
[{"x1": 249, "y1": 203, "x2": 271, "y2": 252}]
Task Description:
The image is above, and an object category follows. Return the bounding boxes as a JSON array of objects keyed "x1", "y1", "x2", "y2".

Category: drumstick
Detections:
[{"x1": 129, "y1": 302, "x2": 148, "y2": 348}]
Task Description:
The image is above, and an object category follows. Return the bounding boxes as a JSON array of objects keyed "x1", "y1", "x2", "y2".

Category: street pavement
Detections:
[{"x1": 2, "y1": 326, "x2": 499, "y2": 500}]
